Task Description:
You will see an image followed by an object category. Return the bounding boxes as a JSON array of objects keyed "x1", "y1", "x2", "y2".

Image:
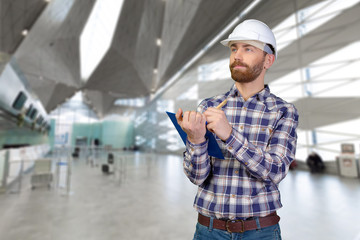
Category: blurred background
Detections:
[
  {"x1": 1, "y1": 0, "x2": 360, "y2": 162},
  {"x1": 0, "y1": 0, "x2": 360, "y2": 239}
]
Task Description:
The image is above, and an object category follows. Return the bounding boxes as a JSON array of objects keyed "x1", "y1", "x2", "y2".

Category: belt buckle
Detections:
[{"x1": 226, "y1": 219, "x2": 244, "y2": 233}]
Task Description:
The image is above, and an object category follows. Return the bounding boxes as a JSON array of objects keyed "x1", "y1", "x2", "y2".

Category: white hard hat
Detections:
[{"x1": 220, "y1": 19, "x2": 277, "y2": 59}]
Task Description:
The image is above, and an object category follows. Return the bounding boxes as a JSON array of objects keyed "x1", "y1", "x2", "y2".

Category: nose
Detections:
[{"x1": 233, "y1": 49, "x2": 243, "y2": 61}]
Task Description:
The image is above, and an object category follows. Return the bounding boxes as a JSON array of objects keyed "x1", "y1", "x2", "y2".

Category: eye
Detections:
[
  {"x1": 245, "y1": 47, "x2": 254, "y2": 52},
  {"x1": 231, "y1": 48, "x2": 237, "y2": 53}
]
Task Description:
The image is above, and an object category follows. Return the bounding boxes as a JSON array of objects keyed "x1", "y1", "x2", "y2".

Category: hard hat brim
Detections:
[
  {"x1": 220, "y1": 37, "x2": 277, "y2": 59},
  {"x1": 220, "y1": 37, "x2": 254, "y2": 47}
]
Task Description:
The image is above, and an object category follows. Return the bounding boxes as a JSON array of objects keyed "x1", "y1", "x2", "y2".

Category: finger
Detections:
[
  {"x1": 176, "y1": 108, "x2": 183, "y2": 121},
  {"x1": 205, "y1": 115, "x2": 215, "y2": 124},
  {"x1": 195, "y1": 112, "x2": 204, "y2": 123},
  {"x1": 203, "y1": 110, "x2": 218, "y2": 121},
  {"x1": 205, "y1": 107, "x2": 223, "y2": 114},
  {"x1": 183, "y1": 111, "x2": 190, "y2": 123},
  {"x1": 206, "y1": 122, "x2": 215, "y2": 133},
  {"x1": 189, "y1": 111, "x2": 197, "y2": 123},
  {"x1": 203, "y1": 109, "x2": 214, "y2": 118},
  {"x1": 200, "y1": 113, "x2": 206, "y2": 124}
]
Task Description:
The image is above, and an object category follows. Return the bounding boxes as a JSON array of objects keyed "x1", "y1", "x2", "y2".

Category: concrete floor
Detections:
[{"x1": 0, "y1": 152, "x2": 359, "y2": 240}]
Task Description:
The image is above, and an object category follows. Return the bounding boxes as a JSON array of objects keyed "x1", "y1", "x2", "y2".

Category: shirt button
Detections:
[
  {"x1": 240, "y1": 126, "x2": 243, "y2": 130},
  {"x1": 232, "y1": 194, "x2": 236, "y2": 198},
  {"x1": 244, "y1": 162, "x2": 248, "y2": 165},
  {"x1": 190, "y1": 147, "x2": 194, "y2": 152},
  {"x1": 243, "y1": 107, "x2": 247, "y2": 110},
  {"x1": 228, "y1": 146, "x2": 233, "y2": 150},
  {"x1": 235, "y1": 170, "x2": 239, "y2": 174}
]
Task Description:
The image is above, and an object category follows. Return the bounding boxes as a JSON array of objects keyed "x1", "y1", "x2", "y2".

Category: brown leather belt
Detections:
[{"x1": 198, "y1": 212, "x2": 280, "y2": 233}]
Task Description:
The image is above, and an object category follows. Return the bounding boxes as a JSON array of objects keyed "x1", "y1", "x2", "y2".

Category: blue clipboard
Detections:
[{"x1": 166, "y1": 111, "x2": 224, "y2": 159}]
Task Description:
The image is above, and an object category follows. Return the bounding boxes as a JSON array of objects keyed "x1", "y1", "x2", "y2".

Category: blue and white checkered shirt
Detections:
[{"x1": 183, "y1": 84, "x2": 298, "y2": 220}]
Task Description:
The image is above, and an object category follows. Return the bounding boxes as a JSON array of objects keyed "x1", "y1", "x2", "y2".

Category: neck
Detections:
[{"x1": 234, "y1": 75, "x2": 265, "y2": 101}]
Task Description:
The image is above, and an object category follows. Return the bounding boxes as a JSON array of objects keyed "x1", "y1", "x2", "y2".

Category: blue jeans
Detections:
[{"x1": 193, "y1": 218, "x2": 282, "y2": 240}]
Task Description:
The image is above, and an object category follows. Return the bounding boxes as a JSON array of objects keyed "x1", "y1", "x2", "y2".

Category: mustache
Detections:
[{"x1": 230, "y1": 60, "x2": 249, "y2": 69}]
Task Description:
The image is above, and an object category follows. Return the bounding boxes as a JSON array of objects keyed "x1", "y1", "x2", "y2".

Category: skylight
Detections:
[
  {"x1": 273, "y1": 0, "x2": 360, "y2": 51},
  {"x1": 80, "y1": 0, "x2": 124, "y2": 81}
]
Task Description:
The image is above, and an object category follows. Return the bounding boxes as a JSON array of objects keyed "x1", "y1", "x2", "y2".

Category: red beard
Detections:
[{"x1": 230, "y1": 59, "x2": 264, "y2": 83}]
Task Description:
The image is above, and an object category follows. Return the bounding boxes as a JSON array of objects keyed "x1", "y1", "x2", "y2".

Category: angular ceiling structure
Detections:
[
  {"x1": 7, "y1": 0, "x2": 259, "y2": 116},
  {"x1": 0, "y1": 0, "x2": 358, "y2": 131}
]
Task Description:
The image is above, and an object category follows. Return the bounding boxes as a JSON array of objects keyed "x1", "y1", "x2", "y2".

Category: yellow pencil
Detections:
[{"x1": 215, "y1": 99, "x2": 228, "y2": 109}]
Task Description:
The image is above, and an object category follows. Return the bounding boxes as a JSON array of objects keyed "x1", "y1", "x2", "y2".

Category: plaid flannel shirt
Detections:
[{"x1": 183, "y1": 84, "x2": 298, "y2": 220}]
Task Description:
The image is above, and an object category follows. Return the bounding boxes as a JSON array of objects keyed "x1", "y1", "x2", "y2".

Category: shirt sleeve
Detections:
[
  {"x1": 183, "y1": 138, "x2": 211, "y2": 185},
  {"x1": 225, "y1": 104, "x2": 299, "y2": 185}
]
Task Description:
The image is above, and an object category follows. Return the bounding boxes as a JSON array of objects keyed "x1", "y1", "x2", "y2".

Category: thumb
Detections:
[{"x1": 176, "y1": 108, "x2": 183, "y2": 122}]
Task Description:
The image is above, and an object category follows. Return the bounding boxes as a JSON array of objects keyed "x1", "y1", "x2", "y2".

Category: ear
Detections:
[{"x1": 264, "y1": 54, "x2": 275, "y2": 70}]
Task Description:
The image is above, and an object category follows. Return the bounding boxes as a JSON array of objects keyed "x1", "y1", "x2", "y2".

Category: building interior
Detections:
[{"x1": 0, "y1": 0, "x2": 360, "y2": 239}]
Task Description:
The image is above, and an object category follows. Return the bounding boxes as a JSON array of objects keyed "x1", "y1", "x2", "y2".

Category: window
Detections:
[
  {"x1": 26, "y1": 104, "x2": 33, "y2": 116},
  {"x1": 270, "y1": 0, "x2": 360, "y2": 161},
  {"x1": 12, "y1": 91, "x2": 27, "y2": 110},
  {"x1": 29, "y1": 109, "x2": 38, "y2": 120},
  {"x1": 36, "y1": 115, "x2": 43, "y2": 125}
]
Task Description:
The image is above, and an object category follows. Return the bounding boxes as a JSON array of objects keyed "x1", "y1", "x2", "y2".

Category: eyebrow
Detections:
[{"x1": 230, "y1": 43, "x2": 256, "y2": 49}]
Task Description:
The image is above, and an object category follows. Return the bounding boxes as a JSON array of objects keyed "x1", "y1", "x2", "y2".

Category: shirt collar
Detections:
[
  {"x1": 228, "y1": 83, "x2": 270, "y2": 102},
  {"x1": 256, "y1": 84, "x2": 270, "y2": 102},
  {"x1": 228, "y1": 84, "x2": 239, "y2": 98}
]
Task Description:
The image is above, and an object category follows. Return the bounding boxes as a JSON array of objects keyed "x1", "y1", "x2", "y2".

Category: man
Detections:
[
  {"x1": 176, "y1": 19, "x2": 298, "y2": 239},
  {"x1": 306, "y1": 152, "x2": 325, "y2": 173}
]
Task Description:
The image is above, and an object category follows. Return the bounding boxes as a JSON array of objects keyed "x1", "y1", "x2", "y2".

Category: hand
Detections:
[
  {"x1": 176, "y1": 108, "x2": 206, "y2": 144},
  {"x1": 203, "y1": 108, "x2": 232, "y2": 141}
]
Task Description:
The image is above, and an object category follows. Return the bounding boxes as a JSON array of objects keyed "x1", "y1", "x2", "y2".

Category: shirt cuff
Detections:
[
  {"x1": 186, "y1": 138, "x2": 208, "y2": 156},
  {"x1": 224, "y1": 129, "x2": 251, "y2": 166}
]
